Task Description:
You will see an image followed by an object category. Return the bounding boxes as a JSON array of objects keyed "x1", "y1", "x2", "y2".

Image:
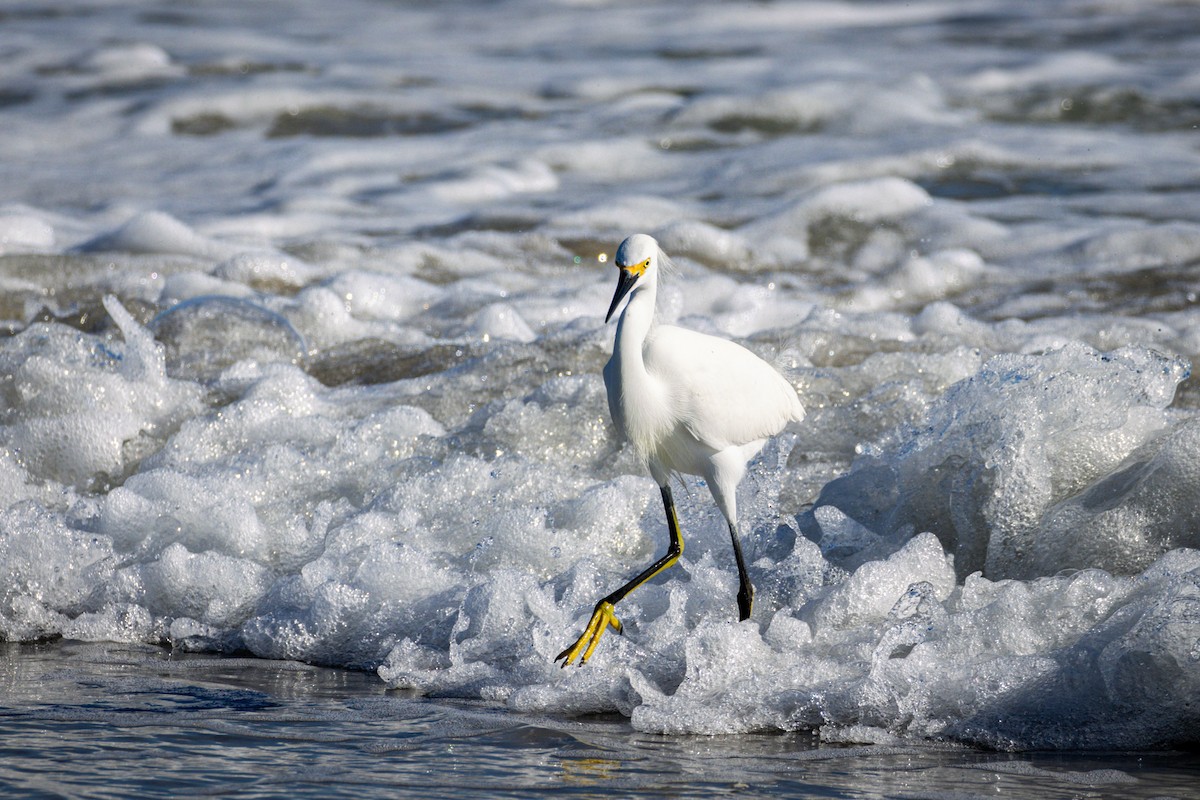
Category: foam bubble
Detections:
[{"x1": 149, "y1": 296, "x2": 307, "y2": 382}]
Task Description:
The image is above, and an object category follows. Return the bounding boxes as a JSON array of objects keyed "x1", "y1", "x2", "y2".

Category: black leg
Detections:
[{"x1": 728, "y1": 522, "x2": 753, "y2": 621}]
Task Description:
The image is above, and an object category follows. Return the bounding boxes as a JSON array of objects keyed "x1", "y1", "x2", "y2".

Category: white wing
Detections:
[{"x1": 644, "y1": 325, "x2": 804, "y2": 451}]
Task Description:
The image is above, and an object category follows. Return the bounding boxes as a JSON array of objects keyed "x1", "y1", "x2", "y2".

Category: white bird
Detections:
[{"x1": 557, "y1": 233, "x2": 805, "y2": 666}]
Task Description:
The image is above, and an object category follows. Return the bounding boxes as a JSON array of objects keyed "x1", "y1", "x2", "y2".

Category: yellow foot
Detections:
[{"x1": 555, "y1": 600, "x2": 622, "y2": 667}]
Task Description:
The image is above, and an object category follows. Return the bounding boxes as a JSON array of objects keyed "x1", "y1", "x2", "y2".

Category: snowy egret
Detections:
[{"x1": 556, "y1": 233, "x2": 805, "y2": 666}]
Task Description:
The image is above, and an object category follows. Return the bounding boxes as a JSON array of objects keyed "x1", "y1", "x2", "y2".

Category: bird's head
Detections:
[{"x1": 605, "y1": 233, "x2": 660, "y2": 323}]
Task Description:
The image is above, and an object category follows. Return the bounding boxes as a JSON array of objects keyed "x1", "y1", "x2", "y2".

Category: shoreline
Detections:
[{"x1": 1, "y1": 640, "x2": 1196, "y2": 799}]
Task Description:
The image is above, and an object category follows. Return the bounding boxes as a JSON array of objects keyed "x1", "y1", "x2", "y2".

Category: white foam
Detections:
[
  {"x1": 0, "y1": 214, "x2": 54, "y2": 254},
  {"x1": 807, "y1": 533, "x2": 955, "y2": 630},
  {"x1": 805, "y1": 342, "x2": 1189, "y2": 580},
  {"x1": 1067, "y1": 222, "x2": 1200, "y2": 272},
  {"x1": 427, "y1": 160, "x2": 558, "y2": 205},
  {"x1": 214, "y1": 253, "x2": 317, "y2": 290},
  {"x1": 0, "y1": 298, "x2": 200, "y2": 488},
  {"x1": 320, "y1": 272, "x2": 439, "y2": 324},
  {"x1": 846, "y1": 249, "x2": 987, "y2": 311},
  {"x1": 71, "y1": 42, "x2": 183, "y2": 83},
  {"x1": 964, "y1": 51, "x2": 1129, "y2": 93},
  {"x1": 1, "y1": 0, "x2": 1198, "y2": 752},
  {"x1": 742, "y1": 177, "x2": 934, "y2": 266},
  {"x1": 467, "y1": 303, "x2": 536, "y2": 343},
  {"x1": 80, "y1": 212, "x2": 237, "y2": 260}
]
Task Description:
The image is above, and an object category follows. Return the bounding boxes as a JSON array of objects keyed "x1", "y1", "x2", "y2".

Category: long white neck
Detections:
[{"x1": 614, "y1": 276, "x2": 657, "y2": 369}]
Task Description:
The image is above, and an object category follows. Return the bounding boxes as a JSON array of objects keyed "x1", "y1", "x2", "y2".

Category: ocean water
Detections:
[
  {"x1": 2, "y1": 0, "x2": 1200, "y2": 795},
  {"x1": 3, "y1": 642, "x2": 1198, "y2": 799}
]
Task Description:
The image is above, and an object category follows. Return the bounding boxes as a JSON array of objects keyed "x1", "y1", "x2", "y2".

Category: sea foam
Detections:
[{"x1": 1, "y1": 0, "x2": 1198, "y2": 754}]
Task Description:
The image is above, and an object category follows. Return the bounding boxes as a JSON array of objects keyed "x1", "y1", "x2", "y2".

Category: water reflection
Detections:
[{"x1": 0, "y1": 642, "x2": 1197, "y2": 798}]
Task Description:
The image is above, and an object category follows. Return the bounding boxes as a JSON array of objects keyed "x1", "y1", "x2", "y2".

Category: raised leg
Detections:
[{"x1": 556, "y1": 485, "x2": 684, "y2": 666}]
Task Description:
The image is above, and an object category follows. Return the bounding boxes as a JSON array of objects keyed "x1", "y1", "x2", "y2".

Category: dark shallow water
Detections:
[{"x1": 1, "y1": 641, "x2": 1196, "y2": 799}]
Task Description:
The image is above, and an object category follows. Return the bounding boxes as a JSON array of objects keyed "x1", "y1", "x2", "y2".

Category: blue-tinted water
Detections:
[{"x1": 1, "y1": 642, "x2": 1197, "y2": 798}]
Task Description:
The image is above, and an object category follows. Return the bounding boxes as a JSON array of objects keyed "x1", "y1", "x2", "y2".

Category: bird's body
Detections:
[
  {"x1": 557, "y1": 233, "x2": 804, "y2": 667},
  {"x1": 608, "y1": 323, "x2": 803, "y2": 480}
]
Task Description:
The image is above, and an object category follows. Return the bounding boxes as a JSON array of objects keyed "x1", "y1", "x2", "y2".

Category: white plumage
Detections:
[{"x1": 558, "y1": 233, "x2": 804, "y2": 666}]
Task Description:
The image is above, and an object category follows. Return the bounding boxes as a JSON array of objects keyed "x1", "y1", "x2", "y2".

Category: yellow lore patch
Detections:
[{"x1": 620, "y1": 257, "x2": 649, "y2": 276}]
